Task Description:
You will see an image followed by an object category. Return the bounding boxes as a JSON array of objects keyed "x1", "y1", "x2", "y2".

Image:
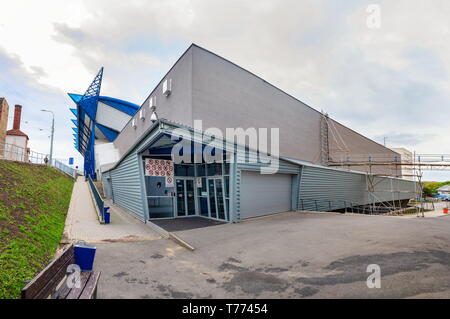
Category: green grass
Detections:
[{"x1": 0, "y1": 160, "x2": 74, "y2": 299}]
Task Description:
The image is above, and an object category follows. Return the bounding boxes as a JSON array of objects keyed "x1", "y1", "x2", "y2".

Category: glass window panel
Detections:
[
  {"x1": 175, "y1": 164, "x2": 185, "y2": 176},
  {"x1": 146, "y1": 176, "x2": 173, "y2": 196},
  {"x1": 187, "y1": 165, "x2": 195, "y2": 177},
  {"x1": 223, "y1": 162, "x2": 230, "y2": 175},
  {"x1": 197, "y1": 164, "x2": 206, "y2": 177},
  {"x1": 197, "y1": 177, "x2": 207, "y2": 195},
  {"x1": 148, "y1": 197, "x2": 174, "y2": 219},
  {"x1": 207, "y1": 163, "x2": 216, "y2": 176},
  {"x1": 199, "y1": 197, "x2": 209, "y2": 217},
  {"x1": 175, "y1": 164, "x2": 194, "y2": 176},
  {"x1": 215, "y1": 163, "x2": 222, "y2": 175},
  {"x1": 224, "y1": 176, "x2": 230, "y2": 198}
]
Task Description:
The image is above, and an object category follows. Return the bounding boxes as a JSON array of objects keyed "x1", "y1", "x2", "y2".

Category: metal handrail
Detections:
[
  {"x1": 88, "y1": 176, "x2": 105, "y2": 222},
  {"x1": 298, "y1": 198, "x2": 401, "y2": 215}
]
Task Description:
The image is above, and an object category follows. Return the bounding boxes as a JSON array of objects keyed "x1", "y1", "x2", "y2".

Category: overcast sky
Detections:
[{"x1": 1, "y1": 0, "x2": 449, "y2": 180}]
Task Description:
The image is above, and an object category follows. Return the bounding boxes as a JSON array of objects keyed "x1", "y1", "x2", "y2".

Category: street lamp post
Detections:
[{"x1": 41, "y1": 109, "x2": 55, "y2": 165}]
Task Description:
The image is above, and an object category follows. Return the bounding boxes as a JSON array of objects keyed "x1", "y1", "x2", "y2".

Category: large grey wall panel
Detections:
[
  {"x1": 299, "y1": 165, "x2": 416, "y2": 211},
  {"x1": 370, "y1": 176, "x2": 416, "y2": 203},
  {"x1": 240, "y1": 171, "x2": 292, "y2": 219},
  {"x1": 299, "y1": 166, "x2": 366, "y2": 211},
  {"x1": 110, "y1": 152, "x2": 146, "y2": 221},
  {"x1": 190, "y1": 45, "x2": 399, "y2": 175},
  {"x1": 113, "y1": 48, "x2": 194, "y2": 156}
]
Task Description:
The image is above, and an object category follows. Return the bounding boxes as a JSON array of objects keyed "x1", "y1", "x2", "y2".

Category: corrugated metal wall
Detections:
[
  {"x1": 109, "y1": 151, "x2": 146, "y2": 221},
  {"x1": 369, "y1": 176, "x2": 417, "y2": 203},
  {"x1": 299, "y1": 166, "x2": 366, "y2": 211},
  {"x1": 298, "y1": 165, "x2": 417, "y2": 211}
]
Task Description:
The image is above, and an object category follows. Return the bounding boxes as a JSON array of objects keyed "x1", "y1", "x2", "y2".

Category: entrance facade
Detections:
[{"x1": 144, "y1": 160, "x2": 230, "y2": 222}]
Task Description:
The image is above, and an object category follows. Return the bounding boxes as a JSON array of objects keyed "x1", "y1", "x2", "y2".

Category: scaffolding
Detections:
[
  {"x1": 319, "y1": 111, "x2": 330, "y2": 165},
  {"x1": 319, "y1": 113, "x2": 450, "y2": 216}
]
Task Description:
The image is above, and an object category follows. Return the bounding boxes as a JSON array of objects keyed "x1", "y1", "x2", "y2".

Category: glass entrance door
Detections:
[
  {"x1": 176, "y1": 178, "x2": 196, "y2": 217},
  {"x1": 185, "y1": 180, "x2": 196, "y2": 216},
  {"x1": 176, "y1": 179, "x2": 186, "y2": 216},
  {"x1": 207, "y1": 178, "x2": 227, "y2": 221}
]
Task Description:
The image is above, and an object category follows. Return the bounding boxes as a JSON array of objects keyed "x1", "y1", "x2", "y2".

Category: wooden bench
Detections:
[{"x1": 21, "y1": 244, "x2": 101, "y2": 299}]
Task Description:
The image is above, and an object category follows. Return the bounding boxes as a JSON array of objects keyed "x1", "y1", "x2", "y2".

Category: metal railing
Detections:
[
  {"x1": 298, "y1": 198, "x2": 407, "y2": 215},
  {"x1": 88, "y1": 176, "x2": 105, "y2": 223},
  {"x1": 0, "y1": 141, "x2": 47, "y2": 164},
  {"x1": 51, "y1": 159, "x2": 78, "y2": 179},
  {"x1": 0, "y1": 141, "x2": 79, "y2": 178}
]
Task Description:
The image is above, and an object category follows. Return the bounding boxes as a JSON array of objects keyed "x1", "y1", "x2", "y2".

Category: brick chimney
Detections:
[{"x1": 13, "y1": 104, "x2": 22, "y2": 130}]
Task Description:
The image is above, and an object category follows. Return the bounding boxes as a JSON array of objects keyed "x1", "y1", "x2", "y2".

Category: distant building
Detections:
[
  {"x1": 5, "y1": 104, "x2": 29, "y2": 161},
  {"x1": 390, "y1": 147, "x2": 414, "y2": 181},
  {"x1": 0, "y1": 98, "x2": 9, "y2": 156},
  {"x1": 437, "y1": 185, "x2": 450, "y2": 196}
]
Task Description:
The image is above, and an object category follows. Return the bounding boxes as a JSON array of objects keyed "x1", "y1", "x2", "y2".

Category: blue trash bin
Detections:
[
  {"x1": 74, "y1": 242, "x2": 96, "y2": 271},
  {"x1": 104, "y1": 207, "x2": 110, "y2": 224}
]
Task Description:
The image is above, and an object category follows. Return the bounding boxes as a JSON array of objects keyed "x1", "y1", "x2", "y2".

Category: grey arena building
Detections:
[{"x1": 72, "y1": 44, "x2": 416, "y2": 223}]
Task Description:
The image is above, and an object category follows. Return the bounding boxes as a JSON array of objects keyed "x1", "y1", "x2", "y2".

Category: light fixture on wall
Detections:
[
  {"x1": 150, "y1": 105, "x2": 159, "y2": 123},
  {"x1": 162, "y1": 78, "x2": 172, "y2": 97}
]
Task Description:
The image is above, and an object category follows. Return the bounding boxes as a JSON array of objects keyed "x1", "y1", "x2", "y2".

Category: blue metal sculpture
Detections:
[{"x1": 68, "y1": 67, "x2": 139, "y2": 180}]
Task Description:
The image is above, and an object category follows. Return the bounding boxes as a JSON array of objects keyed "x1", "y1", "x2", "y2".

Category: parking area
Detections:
[{"x1": 94, "y1": 212, "x2": 450, "y2": 298}]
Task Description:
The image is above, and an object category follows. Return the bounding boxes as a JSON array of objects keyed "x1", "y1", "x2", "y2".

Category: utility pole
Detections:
[{"x1": 41, "y1": 109, "x2": 55, "y2": 165}]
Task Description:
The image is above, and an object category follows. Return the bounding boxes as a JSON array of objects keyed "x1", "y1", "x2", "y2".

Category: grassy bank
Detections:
[{"x1": 0, "y1": 160, "x2": 74, "y2": 299}]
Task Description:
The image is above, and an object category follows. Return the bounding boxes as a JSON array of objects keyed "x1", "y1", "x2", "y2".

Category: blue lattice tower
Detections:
[
  {"x1": 78, "y1": 67, "x2": 104, "y2": 179},
  {"x1": 79, "y1": 67, "x2": 103, "y2": 120}
]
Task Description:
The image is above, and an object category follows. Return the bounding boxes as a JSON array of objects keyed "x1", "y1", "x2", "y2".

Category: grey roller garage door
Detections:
[{"x1": 240, "y1": 171, "x2": 292, "y2": 219}]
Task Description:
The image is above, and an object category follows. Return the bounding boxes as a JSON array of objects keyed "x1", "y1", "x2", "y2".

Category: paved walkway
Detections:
[
  {"x1": 396, "y1": 201, "x2": 450, "y2": 219},
  {"x1": 63, "y1": 177, "x2": 160, "y2": 243}
]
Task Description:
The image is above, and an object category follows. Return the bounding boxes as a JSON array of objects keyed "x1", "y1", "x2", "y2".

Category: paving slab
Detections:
[{"x1": 63, "y1": 177, "x2": 160, "y2": 243}]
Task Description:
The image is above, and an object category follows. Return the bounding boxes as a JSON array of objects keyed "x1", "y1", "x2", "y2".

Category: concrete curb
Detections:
[
  {"x1": 146, "y1": 220, "x2": 196, "y2": 251},
  {"x1": 146, "y1": 220, "x2": 170, "y2": 239},
  {"x1": 169, "y1": 233, "x2": 195, "y2": 251},
  {"x1": 297, "y1": 210, "x2": 395, "y2": 218}
]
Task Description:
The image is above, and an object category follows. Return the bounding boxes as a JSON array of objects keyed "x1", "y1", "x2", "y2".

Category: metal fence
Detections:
[
  {"x1": 51, "y1": 159, "x2": 78, "y2": 179},
  {"x1": 0, "y1": 141, "x2": 47, "y2": 164},
  {"x1": 0, "y1": 141, "x2": 78, "y2": 178}
]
